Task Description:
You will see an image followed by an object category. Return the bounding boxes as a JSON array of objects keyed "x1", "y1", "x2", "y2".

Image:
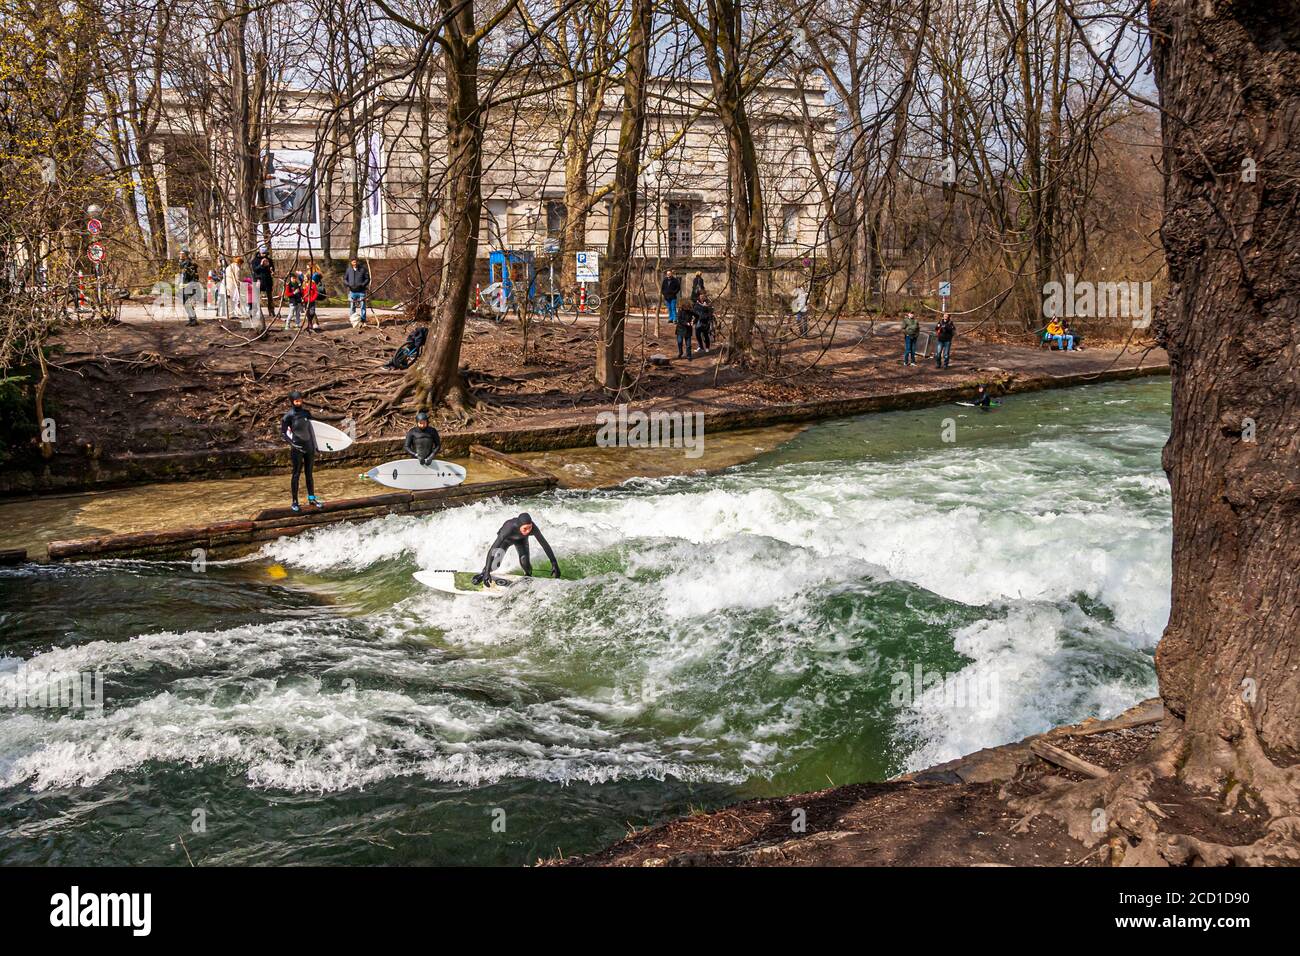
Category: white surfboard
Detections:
[
  {"x1": 413, "y1": 569, "x2": 554, "y2": 598},
  {"x1": 362, "y1": 458, "x2": 467, "y2": 491},
  {"x1": 311, "y1": 420, "x2": 354, "y2": 452}
]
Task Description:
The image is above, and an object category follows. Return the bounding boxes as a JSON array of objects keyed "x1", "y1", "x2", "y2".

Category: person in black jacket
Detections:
[
  {"x1": 280, "y1": 390, "x2": 321, "y2": 511},
  {"x1": 253, "y1": 255, "x2": 276, "y2": 321},
  {"x1": 690, "y1": 271, "x2": 706, "y2": 303},
  {"x1": 693, "y1": 293, "x2": 715, "y2": 352},
  {"x1": 473, "y1": 512, "x2": 561, "y2": 584},
  {"x1": 404, "y1": 411, "x2": 442, "y2": 465},
  {"x1": 344, "y1": 257, "x2": 371, "y2": 329},
  {"x1": 675, "y1": 301, "x2": 696, "y2": 359},
  {"x1": 178, "y1": 249, "x2": 200, "y2": 325},
  {"x1": 935, "y1": 315, "x2": 956, "y2": 368},
  {"x1": 661, "y1": 270, "x2": 682, "y2": 325}
]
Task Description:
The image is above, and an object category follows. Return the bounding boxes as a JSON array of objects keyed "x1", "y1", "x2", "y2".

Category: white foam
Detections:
[{"x1": 2, "y1": 391, "x2": 1172, "y2": 791}]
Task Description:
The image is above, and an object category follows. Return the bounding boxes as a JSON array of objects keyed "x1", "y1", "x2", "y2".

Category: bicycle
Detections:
[
  {"x1": 561, "y1": 287, "x2": 601, "y2": 316},
  {"x1": 528, "y1": 290, "x2": 574, "y2": 325}
]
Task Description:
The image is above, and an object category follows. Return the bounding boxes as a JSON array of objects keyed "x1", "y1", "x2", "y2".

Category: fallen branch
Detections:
[{"x1": 1029, "y1": 740, "x2": 1110, "y2": 779}]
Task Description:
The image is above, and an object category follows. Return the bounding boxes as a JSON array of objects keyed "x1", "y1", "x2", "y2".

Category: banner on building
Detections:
[
  {"x1": 358, "y1": 132, "x2": 385, "y2": 248},
  {"x1": 263, "y1": 149, "x2": 319, "y2": 250}
]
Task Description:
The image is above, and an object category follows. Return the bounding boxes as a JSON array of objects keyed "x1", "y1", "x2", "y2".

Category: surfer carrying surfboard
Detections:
[
  {"x1": 281, "y1": 391, "x2": 322, "y2": 512},
  {"x1": 403, "y1": 411, "x2": 442, "y2": 466},
  {"x1": 472, "y1": 513, "x2": 561, "y2": 584}
]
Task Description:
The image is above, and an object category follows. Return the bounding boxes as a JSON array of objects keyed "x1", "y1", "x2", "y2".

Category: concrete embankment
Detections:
[
  {"x1": 0, "y1": 357, "x2": 1169, "y2": 498},
  {"x1": 23, "y1": 446, "x2": 556, "y2": 564}
]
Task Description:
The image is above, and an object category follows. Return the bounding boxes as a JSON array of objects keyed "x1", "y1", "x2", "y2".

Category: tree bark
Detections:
[
  {"x1": 1152, "y1": 0, "x2": 1300, "y2": 762},
  {"x1": 407, "y1": 0, "x2": 483, "y2": 416},
  {"x1": 598, "y1": 0, "x2": 651, "y2": 394}
]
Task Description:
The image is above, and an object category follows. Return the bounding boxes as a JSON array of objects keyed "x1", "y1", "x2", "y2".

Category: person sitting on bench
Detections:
[{"x1": 1046, "y1": 318, "x2": 1075, "y2": 350}]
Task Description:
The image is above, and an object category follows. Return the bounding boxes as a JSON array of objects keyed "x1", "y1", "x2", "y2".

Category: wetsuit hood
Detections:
[{"x1": 517, "y1": 513, "x2": 534, "y2": 531}]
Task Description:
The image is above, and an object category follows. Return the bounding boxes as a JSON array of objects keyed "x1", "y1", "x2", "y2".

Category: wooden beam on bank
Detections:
[
  {"x1": 469, "y1": 444, "x2": 558, "y2": 482},
  {"x1": 1029, "y1": 740, "x2": 1110, "y2": 779}
]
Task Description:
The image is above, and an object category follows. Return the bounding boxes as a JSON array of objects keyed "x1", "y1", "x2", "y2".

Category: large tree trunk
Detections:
[
  {"x1": 559, "y1": 148, "x2": 589, "y2": 289},
  {"x1": 1153, "y1": 0, "x2": 1300, "y2": 763},
  {"x1": 406, "y1": 1, "x2": 482, "y2": 417},
  {"x1": 597, "y1": 0, "x2": 651, "y2": 394},
  {"x1": 1012, "y1": 0, "x2": 1300, "y2": 868},
  {"x1": 719, "y1": 92, "x2": 763, "y2": 356}
]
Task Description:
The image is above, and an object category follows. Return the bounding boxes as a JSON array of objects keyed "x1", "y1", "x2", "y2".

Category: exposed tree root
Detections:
[{"x1": 1010, "y1": 699, "x2": 1300, "y2": 866}]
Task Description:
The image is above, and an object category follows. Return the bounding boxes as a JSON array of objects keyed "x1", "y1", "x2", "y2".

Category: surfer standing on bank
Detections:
[
  {"x1": 403, "y1": 411, "x2": 442, "y2": 466},
  {"x1": 472, "y1": 513, "x2": 561, "y2": 584},
  {"x1": 281, "y1": 391, "x2": 322, "y2": 512}
]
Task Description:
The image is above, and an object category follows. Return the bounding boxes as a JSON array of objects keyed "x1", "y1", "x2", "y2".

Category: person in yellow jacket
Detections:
[{"x1": 1046, "y1": 318, "x2": 1075, "y2": 351}]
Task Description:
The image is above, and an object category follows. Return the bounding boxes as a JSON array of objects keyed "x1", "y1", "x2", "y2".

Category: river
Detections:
[{"x1": 0, "y1": 378, "x2": 1171, "y2": 865}]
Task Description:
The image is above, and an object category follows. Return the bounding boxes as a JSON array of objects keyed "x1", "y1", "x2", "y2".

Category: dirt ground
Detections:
[
  {"x1": 38, "y1": 305, "x2": 1165, "y2": 457},
  {"x1": 556, "y1": 706, "x2": 1277, "y2": 867}
]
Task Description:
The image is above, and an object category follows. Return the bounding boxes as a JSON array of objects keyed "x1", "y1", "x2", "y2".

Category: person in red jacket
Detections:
[{"x1": 303, "y1": 267, "x2": 324, "y2": 333}]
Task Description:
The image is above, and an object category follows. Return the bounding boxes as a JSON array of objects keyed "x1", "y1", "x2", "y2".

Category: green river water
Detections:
[{"x1": 0, "y1": 378, "x2": 1172, "y2": 865}]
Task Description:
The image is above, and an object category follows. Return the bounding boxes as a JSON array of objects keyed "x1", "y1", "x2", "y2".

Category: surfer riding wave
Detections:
[{"x1": 473, "y1": 513, "x2": 561, "y2": 584}]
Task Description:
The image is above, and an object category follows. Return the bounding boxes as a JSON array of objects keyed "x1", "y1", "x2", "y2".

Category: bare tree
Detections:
[{"x1": 596, "y1": 0, "x2": 651, "y2": 393}]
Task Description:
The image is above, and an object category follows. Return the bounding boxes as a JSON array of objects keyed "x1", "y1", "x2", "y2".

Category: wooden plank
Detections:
[
  {"x1": 469, "y1": 444, "x2": 560, "y2": 483},
  {"x1": 1029, "y1": 739, "x2": 1109, "y2": 779},
  {"x1": 1065, "y1": 704, "x2": 1164, "y2": 737}
]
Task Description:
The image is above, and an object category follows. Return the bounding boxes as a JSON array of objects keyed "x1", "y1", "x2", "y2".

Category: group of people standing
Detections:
[
  {"x1": 660, "y1": 269, "x2": 716, "y2": 360},
  {"x1": 900, "y1": 310, "x2": 958, "y2": 368},
  {"x1": 175, "y1": 249, "x2": 373, "y2": 333}
]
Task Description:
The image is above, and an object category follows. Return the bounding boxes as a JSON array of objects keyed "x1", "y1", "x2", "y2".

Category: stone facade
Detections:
[{"x1": 158, "y1": 66, "x2": 835, "y2": 280}]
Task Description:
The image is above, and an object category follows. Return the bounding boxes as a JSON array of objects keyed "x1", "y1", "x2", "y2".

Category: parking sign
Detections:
[{"x1": 576, "y1": 251, "x2": 599, "y2": 282}]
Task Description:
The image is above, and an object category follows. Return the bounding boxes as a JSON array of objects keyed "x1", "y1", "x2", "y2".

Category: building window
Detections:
[
  {"x1": 546, "y1": 200, "x2": 567, "y2": 239},
  {"x1": 781, "y1": 205, "x2": 800, "y2": 244},
  {"x1": 667, "y1": 202, "x2": 693, "y2": 258},
  {"x1": 485, "y1": 199, "x2": 508, "y2": 249}
]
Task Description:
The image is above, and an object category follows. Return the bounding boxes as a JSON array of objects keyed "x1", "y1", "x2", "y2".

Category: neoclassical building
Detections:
[{"x1": 156, "y1": 62, "x2": 836, "y2": 284}]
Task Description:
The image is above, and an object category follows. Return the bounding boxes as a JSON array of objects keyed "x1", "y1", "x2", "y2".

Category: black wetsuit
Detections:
[
  {"x1": 480, "y1": 512, "x2": 559, "y2": 579},
  {"x1": 281, "y1": 404, "x2": 317, "y2": 504},
  {"x1": 404, "y1": 424, "x2": 442, "y2": 465}
]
